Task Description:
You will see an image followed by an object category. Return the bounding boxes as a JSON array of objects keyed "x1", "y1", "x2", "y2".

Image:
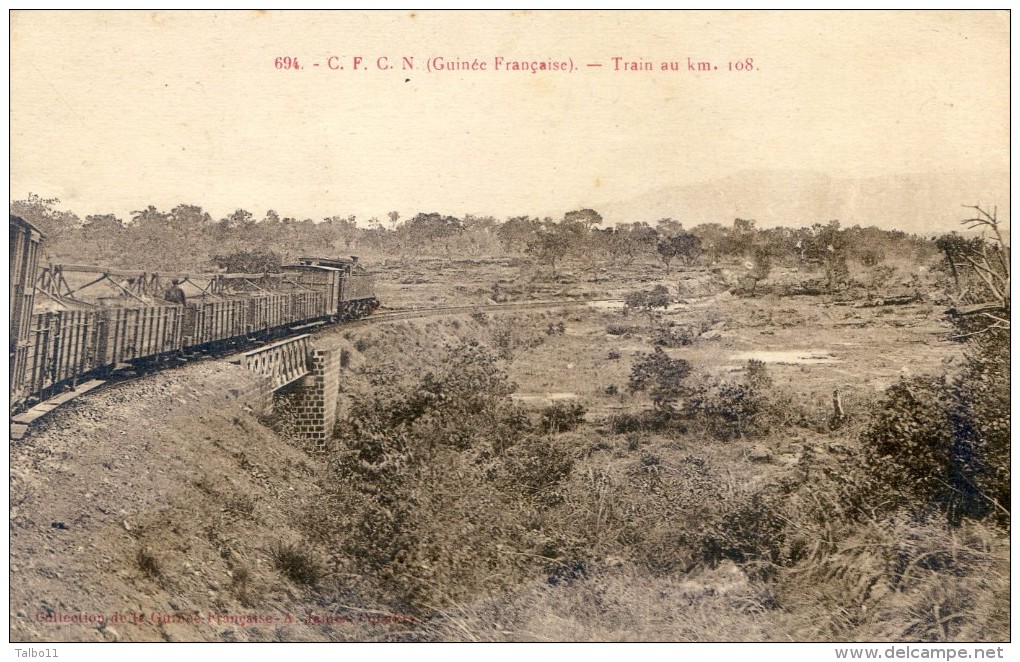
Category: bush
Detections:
[
  {"x1": 136, "y1": 548, "x2": 162, "y2": 579},
  {"x1": 697, "y1": 490, "x2": 788, "y2": 575},
  {"x1": 862, "y1": 333, "x2": 1009, "y2": 525},
  {"x1": 688, "y1": 382, "x2": 768, "y2": 440},
  {"x1": 628, "y1": 347, "x2": 693, "y2": 411},
  {"x1": 502, "y1": 437, "x2": 575, "y2": 497},
  {"x1": 546, "y1": 321, "x2": 566, "y2": 336},
  {"x1": 625, "y1": 285, "x2": 671, "y2": 320},
  {"x1": 490, "y1": 317, "x2": 544, "y2": 359},
  {"x1": 686, "y1": 360, "x2": 778, "y2": 440},
  {"x1": 271, "y1": 542, "x2": 323, "y2": 585},
  {"x1": 653, "y1": 325, "x2": 696, "y2": 347},
  {"x1": 539, "y1": 401, "x2": 587, "y2": 434},
  {"x1": 857, "y1": 248, "x2": 885, "y2": 267},
  {"x1": 610, "y1": 409, "x2": 674, "y2": 434}
]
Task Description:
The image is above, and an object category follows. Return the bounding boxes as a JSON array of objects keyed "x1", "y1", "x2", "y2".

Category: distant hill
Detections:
[{"x1": 597, "y1": 170, "x2": 1010, "y2": 236}]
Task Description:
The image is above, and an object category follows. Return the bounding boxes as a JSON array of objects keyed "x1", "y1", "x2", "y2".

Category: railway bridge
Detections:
[{"x1": 233, "y1": 335, "x2": 341, "y2": 449}]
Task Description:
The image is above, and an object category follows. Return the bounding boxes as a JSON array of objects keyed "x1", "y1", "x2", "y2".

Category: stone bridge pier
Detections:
[{"x1": 237, "y1": 336, "x2": 342, "y2": 450}]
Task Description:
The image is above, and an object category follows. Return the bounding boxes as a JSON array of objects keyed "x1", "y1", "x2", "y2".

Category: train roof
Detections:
[{"x1": 10, "y1": 214, "x2": 45, "y2": 239}]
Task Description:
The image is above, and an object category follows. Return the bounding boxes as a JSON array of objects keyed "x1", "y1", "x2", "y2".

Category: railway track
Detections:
[
  {"x1": 10, "y1": 297, "x2": 621, "y2": 438},
  {"x1": 329, "y1": 297, "x2": 620, "y2": 327}
]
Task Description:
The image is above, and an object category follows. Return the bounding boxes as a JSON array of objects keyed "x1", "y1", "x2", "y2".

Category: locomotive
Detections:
[{"x1": 9, "y1": 214, "x2": 379, "y2": 414}]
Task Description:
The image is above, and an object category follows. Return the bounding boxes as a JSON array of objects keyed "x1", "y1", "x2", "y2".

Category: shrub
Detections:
[
  {"x1": 490, "y1": 317, "x2": 544, "y2": 359},
  {"x1": 137, "y1": 548, "x2": 162, "y2": 579},
  {"x1": 697, "y1": 490, "x2": 788, "y2": 575},
  {"x1": 271, "y1": 542, "x2": 323, "y2": 585},
  {"x1": 858, "y1": 248, "x2": 885, "y2": 267},
  {"x1": 689, "y1": 382, "x2": 767, "y2": 440},
  {"x1": 653, "y1": 325, "x2": 696, "y2": 347},
  {"x1": 628, "y1": 347, "x2": 693, "y2": 411},
  {"x1": 745, "y1": 359, "x2": 772, "y2": 389},
  {"x1": 230, "y1": 566, "x2": 255, "y2": 607},
  {"x1": 861, "y1": 334, "x2": 1009, "y2": 525},
  {"x1": 223, "y1": 493, "x2": 257, "y2": 518},
  {"x1": 625, "y1": 285, "x2": 671, "y2": 321},
  {"x1": 502, "y1": 437, "x2": 575, "y2": 497},
  {"x1": 539, "y1": 401, "x2": 587, "y2": 434},
  {"x1": 610, "y1": 410, "x2": 674, "y2": 434},
  {"x1": 686, "y1": 360, "x2": 777, "y2": 440},
  {"x1": 546, "y1": 321, "x2": 566, "y2": 336}
]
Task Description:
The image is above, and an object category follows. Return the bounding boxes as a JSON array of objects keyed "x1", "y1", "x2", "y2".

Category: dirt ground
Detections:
[{"x1": 9, "y1": 255, "x2": 972, "y2": 642}]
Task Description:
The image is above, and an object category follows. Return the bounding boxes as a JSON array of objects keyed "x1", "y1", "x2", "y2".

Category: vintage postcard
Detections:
[{"x1": 8, "y1": 9, "x2": 1010, "y2": 656}]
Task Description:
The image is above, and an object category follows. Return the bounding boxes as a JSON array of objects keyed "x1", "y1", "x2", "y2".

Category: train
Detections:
[{"x1": 9, "y1": 214, "x2": 379, "y2": 414}]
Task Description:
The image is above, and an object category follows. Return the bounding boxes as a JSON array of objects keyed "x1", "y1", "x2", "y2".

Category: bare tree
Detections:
[{"x1": 945, "y1": 205, "x2": 1010, "y2": 336}]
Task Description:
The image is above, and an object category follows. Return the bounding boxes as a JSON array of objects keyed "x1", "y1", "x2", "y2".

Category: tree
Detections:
[
  {"x1": 212, "y1": 249, "x2": 282, "y2": 273},
  {"x1": 690, "y1": 222, "x2": 728, "y2": 264},
  {"x1": 525, "y1": 221, "x2": 572, "y2": 275},
  {"x1": 168, "y1": 204, "x2": 214, "y2": 267},
  {"x1": 579, "y1": 227, "x2": 614, "y2": 283},
  {"x1": 940, "y1": 205, "x2": 1010, "y2": 338},
  {"x1": 656, "y1": 231, "x2": 702, "y2": 274},
  {"x1": 10, "y1": 194, "x2": 81, "y2": 253},
  {"x1": 742, "y1": 245, "x2": 773, "y2": 296},
  {"x1": 655, "y1": 217, "x2": 684, "y2": 238},
  {"x1": 218, "y1": 208, "x2": 255, "y2": 232},
  {"x1": 608, "y1": 222, "x2": 658, "y2": 266},
  {"x1": 724, "y1": 217, "x2": 757, "y2": 258},
  {"x1": 79, "y1": 213, "x2": 125, "y2": 264},
  {"x1": 564, "y1": 208, "x2": 603, "y2": 231},
  {"x1": 403, "y1": 212, "x2": 465, "y2": 255},
  {"x1": 323, "y1": 215, "x2": 359, "y2": 250},
  {"x1": 125, "y1": 205, "x2": 173, "y2": 269},
  {"x1": 496, "y1": 216, "x2": 541, "y2": 253}
]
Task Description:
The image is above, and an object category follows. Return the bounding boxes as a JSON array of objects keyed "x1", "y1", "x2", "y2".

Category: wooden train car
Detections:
[
  {"x1": 22, "y1": 309, "x2": 101, "y2": 396},
  {"x1": 100, "y1": 305, "x2": 184, "y2": 364},
  {"x1": 10, "y1": 215, "x2": 44, "y2": 404}
]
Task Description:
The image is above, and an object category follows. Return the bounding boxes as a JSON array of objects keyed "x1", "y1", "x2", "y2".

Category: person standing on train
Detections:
[{"x1": 164, "y1": 279, "x2": 186, "y2": 305}]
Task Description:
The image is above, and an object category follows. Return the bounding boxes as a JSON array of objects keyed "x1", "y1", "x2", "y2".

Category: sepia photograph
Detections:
[{"x1": 8, "y1": 8, "x2": 1011, "y2": 653}]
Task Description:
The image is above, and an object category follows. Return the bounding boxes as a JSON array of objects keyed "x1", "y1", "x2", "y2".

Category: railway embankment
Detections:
[{"x1": 9, "y1": 361, "x2": 356, "y2": 642}]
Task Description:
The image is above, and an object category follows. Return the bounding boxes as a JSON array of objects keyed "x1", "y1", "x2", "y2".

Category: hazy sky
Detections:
[{"x1": 10, "y1": 10, "x2": 1010, "y2": 224}]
